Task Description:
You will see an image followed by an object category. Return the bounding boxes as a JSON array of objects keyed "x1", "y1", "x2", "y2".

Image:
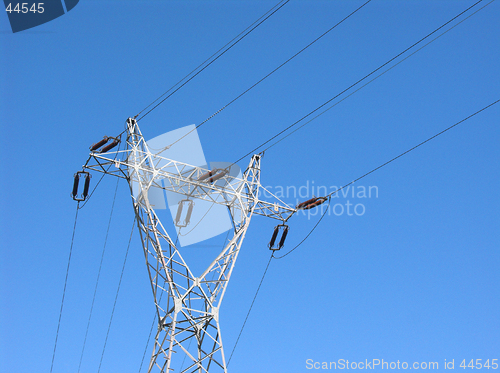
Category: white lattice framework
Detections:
[{"x1": 81, "y1": 118, "x2": 296, "y2": 372}]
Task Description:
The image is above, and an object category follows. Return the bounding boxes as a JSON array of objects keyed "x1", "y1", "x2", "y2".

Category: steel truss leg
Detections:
[{"x1": 132, "y1": 195, "x2": 252, "y2": 373}]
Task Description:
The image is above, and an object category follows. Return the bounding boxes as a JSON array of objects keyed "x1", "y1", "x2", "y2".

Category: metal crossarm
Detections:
[{"x1": 83, "y1": 122, "x2": 296, "y2": 221}]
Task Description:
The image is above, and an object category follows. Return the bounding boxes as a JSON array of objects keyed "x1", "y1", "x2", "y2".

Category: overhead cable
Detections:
[
  {"x1": 50, "y1": 202, "x2": 80, "y2": 373},
  {"x1": 274, "y1": 99, "x2": 499, "y2": 259},
  {"x1": 137, "y1": 0, "x2": 290, "y2": 122},
  {"x1": 166, "y1": 0, "x2": 372, "y2": 150},
  {"x1": 227, "y1": 252, "x2": 274, "y2": 366},
  {"x1": 97, "y1": 217, "x2": 136, "y2": 373},
  {"x1": 258, "y1": 0, "x2": 496, "y2": 155},
  {"x1": 233, "y1": 0, "x2": 488, "y2": 164},
  {"x1": 77, "y1": 177, "x2": 120, "y2": 372},
  {"x1": 326, "y1": 99, "x2": 500, "y2": 199}
]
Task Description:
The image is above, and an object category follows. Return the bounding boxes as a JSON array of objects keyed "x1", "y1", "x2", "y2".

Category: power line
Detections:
[
  {"x1": 227, "y1": 252, "x2": 274, "y2": 366},
  {"x1": 97, "y1": 217, "x2": 136, "y2": 373},
  {"x1": 52, "y1": 141, "x2": 123, "y2": 371},
  {"x1": 273, "y1": 99, "x2": 499, "y2": 258},
  {"x1": 137, "y1": 0, "x2": 290, "y2": 122},
  {"x1": 77, "y1": 177, "x2": 120, "y2": 373},
  {"x1": 138, "y1": 312, "x2": 156, "y2": 373},
  {"x1": 227, "y1": 202, "x2": 331, "y2": 364},
  {"x1": 258, "y1": 0, "x2": 496, "y2": 155},
  {"x1": 135, "y1": 0, "x2": 289, "y2": 119},
  {"x1": 138, "y1": 310, "x2": 157, "y2": 373},
  {"x1": 50, "y1": 202, "x2": 80, "y2": 373},
  {"x1": 228, "y1": 99, "x2": 498, "y2": 351},
  {"x1": 233, "y1": 0, "x2": 487, "y2": 164},
  {"x1": 166, "y1": 0, "x2": 372, "y2": 150},
  {"x1": 64, "y1": 2, "x2": 495, "y2": 368},
  {"x1": 326, "y1": 99, "x2": 500, "y2": 198}
]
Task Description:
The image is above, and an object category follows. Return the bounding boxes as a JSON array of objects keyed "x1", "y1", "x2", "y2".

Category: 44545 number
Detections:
[
  {"x1": 460, "y1": 359, "x2": 498, "y2": 369},
  {"x1": 5, "y1": 3, "x2": 44, "y2": 13}
]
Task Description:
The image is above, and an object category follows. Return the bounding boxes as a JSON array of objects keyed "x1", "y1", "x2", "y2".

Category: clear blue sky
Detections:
[{"x1": 1, "y1": 1, "x2": 499, "y2": 372}]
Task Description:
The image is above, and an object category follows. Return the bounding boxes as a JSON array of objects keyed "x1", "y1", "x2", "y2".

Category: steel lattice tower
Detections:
[{"x1": 81, "y1": 118, "x2": 296, "y2": 372}]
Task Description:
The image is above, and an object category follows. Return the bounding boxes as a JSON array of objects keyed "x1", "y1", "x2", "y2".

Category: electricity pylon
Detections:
[{"x1": 81, "y1": 118, "x2": 296, "y2": 372}]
